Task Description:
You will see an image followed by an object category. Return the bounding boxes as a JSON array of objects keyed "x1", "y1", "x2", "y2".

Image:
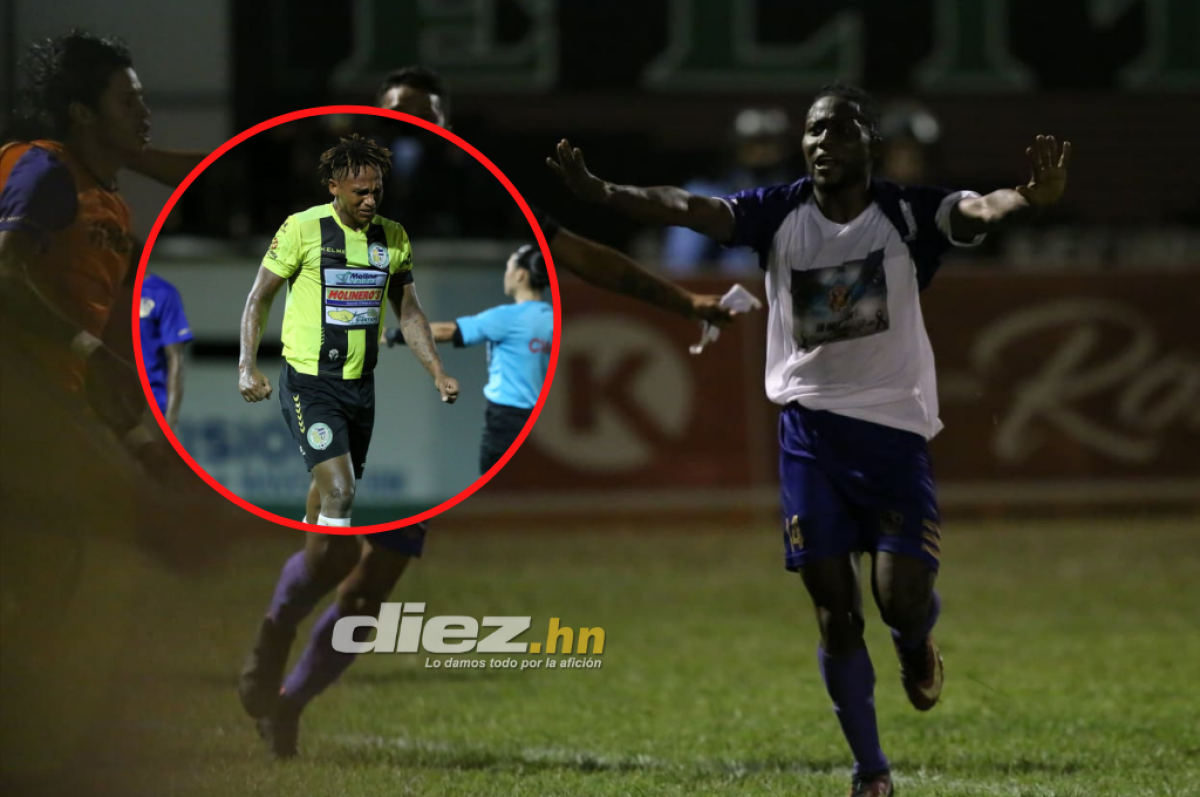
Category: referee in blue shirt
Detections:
[{"x1": 384, "y1": 244, "x2": 552, "y2": 473}]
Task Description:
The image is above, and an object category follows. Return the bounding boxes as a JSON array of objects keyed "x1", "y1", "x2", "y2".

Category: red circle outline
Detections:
[{"x1": 132, "y1": 105, "x2": 561, "y2": 535}]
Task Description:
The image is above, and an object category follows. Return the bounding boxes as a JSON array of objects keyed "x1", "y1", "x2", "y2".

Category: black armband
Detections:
[
  {"x1": 451, "y1": 326, "x2": 466, "y2": 348},
  {"x1": 385, "y1": 328, "x2": 405, "y2": 347}
]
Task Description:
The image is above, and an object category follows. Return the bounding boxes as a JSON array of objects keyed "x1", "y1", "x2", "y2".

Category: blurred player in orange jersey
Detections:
[
  {"x1": 0, "y1": 33, "x2": 270, "y2": 794},
  {"x1": 0, "y1": 32, "x2": 151, "y2": 435}
]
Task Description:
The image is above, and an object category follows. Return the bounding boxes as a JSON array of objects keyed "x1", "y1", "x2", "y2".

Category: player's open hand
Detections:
[
  {"x1": 546, "y1": 139, "x2": 610, "y2": 204},
  {"x1": 436, "y1": 374, "x2": 459, "y2": 404},
  {"x1": 1017, "y1": 134, "x2": 1071, "y2": 208},
  {"x1": 239, "y1": 366, "x2": 272, "y2": 402},
  {"x1": 690, "y1": 294, "x2": 736, "y2": 327},
  {"x1": 87, "y1": 346, "x2": 147, "y2": 434}
]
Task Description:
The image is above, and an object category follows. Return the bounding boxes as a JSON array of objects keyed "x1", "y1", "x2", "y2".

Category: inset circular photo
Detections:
[{"x1": 134, "y1": 106, "x2": 559, "y2": 536}]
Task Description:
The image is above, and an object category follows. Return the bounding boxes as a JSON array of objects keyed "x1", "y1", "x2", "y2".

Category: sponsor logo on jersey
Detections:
[
  {"x1": 326, "y1": 307, "x2": 381, "y2": 327},
  {"x1": 325, "y1": 287, "x2": 384, "y2": 305},
  {"x1": 330, "y1": 269, "x2": 388, "y2": 287}
]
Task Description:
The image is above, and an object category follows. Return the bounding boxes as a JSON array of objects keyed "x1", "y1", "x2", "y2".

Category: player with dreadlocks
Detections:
[{"x1": 237, "y1": 133, "x2": 458, "y2": 757}]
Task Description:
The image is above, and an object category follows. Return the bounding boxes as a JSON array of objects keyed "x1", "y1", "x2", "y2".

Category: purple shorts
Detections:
[
  {"x1": 778, "y1": 404, "x2": 941, "y2": 572},
  {"x1": 362, "y1": 521, "x2": 428, "y2": 557}
]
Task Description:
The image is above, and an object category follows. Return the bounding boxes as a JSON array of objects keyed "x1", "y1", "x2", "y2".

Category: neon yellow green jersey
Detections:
[{"x1": 262, "y1": 203, "x2": 413, "y2": 379}]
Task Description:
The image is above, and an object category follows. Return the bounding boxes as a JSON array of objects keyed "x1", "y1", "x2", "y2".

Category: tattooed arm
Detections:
[
  {"x1": 389, "y1": 279, "x2": 459, "y2": 403},
  {"x1": 551, "y1": 227, "x2": 732, "y2": 326}
]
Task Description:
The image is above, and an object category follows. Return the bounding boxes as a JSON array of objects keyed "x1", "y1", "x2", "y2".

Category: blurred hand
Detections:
[
  {"x1": 690, "y1": 294, "x2": 736, "y2": 327},
  {"x1": 1016, "y1": 134, "x2": 1071, "y2": 208},
  {"x1": 546, "y1": 139, "x2": 610, "y2": 204},
  {"x1": 436, "y1": 374, "x2": 459, "y2": 404},
  {"x1": 239, "y1": 366, "x2": 272, "y2": 402},
  {"x1": 86, "y1": 346, "x2": 147, "y2": 434}
]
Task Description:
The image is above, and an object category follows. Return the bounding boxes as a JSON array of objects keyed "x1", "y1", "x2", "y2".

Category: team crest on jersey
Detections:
[
  {"x1": 329, "y1": 348, "x2": 340, "y2": 361},
  {"x1": 307, "y1": 423, "x2": 333, "y2": 450},
  {"x1": 368, "y1": 243, "x2": 390, "y2": 268},
  {"x1": 139, "y1": 298, "x2": 156, "y2": 318}
]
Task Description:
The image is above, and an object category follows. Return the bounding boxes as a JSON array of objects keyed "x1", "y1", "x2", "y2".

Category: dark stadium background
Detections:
[{"x1": 1, "y1": 2, "x2": 1197, "y2": 796}]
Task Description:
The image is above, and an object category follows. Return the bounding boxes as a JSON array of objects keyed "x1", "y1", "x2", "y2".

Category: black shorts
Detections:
[
  {"x1": 479, "y1": 400, "x2": 533, "y2": 474},
  {"x1": 278, "y1": 363, "x2": 375, "y2": 479}
]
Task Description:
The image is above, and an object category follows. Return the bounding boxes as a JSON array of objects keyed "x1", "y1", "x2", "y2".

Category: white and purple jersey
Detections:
[{"x1": 720, "y1": 178, "x2": 983, "y2": 440}]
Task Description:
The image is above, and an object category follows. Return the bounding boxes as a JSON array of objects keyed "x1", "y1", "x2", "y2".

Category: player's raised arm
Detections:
[
  {"x1": 126, "y1": 147, "x2": 210, "y2": 188},
  {"x1": 547, "y1": 139, "x2": 736, "y2": 244},
  {"x1": 237, "y1": 266, "x2": 285, "y2": 402},
  {"x1": 550, "y1": 227, "x2": 733, "y2": 327},
  {"x1": 950, "y1": 134, "x2": 1072, "y2": 241},
  {"x1": 389, "y1": 279, "x2": 459, "y2": 403}
]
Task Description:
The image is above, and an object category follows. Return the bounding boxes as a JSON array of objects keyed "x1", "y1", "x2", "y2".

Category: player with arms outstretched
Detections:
[
  {"x1": 237, "y1": 134, "x2": 458, "y2": 757},
  {"x1": 549, "y1": 82, "x2": 1071, "y2": 797}
]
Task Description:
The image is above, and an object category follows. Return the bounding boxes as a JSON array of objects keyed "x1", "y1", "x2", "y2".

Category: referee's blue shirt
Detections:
[{"x1": 456, "y1": 301, "x2": 553, "y2": 409}]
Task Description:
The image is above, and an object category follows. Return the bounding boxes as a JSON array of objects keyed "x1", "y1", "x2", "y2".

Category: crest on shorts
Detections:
[
  {"x1": 308, "y1": 423, "x2": 333, "y2": 451},
  {"x1": 368, "y1": 243, "x2": 390, "y2": 269},
  {"x1": 879, "y1": 510, "x2": 904, "y2": 537},
  {"x1": 139, "y1": 297, "x2": 155, "y2": 318}
]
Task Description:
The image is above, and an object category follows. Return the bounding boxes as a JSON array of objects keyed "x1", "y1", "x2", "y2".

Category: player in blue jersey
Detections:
[
  {"x1": 138, "y1": 273, "x2": 193, "y2": 428},
  {"x1": 549, "y1": 82, "x2": 1071, "y2": 797},
  {"x1": 384, "y1": 242, "x2": 553, "y2": 473}
]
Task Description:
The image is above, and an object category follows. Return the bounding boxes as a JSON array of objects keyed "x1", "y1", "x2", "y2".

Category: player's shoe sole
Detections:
[
  {"x1": 896, "y1": 634, "x2": 943, "y2": 712},
  {"x1": 238, "y1": 617, "x2": 296, "y2": 720},
  {"x1": 255, "y1": 696, "x2": 301, "y2": 760},
  {"x1": 850, "y1": 770, "x2": 895, "y2": 797}
]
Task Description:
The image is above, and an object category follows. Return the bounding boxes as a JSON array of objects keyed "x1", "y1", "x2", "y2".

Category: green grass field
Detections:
[{"x1": 21, "y1": 515, "x2": 1200, "y2": 796}]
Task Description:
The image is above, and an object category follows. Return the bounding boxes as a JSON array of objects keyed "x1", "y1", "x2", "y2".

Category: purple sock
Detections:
[
  {"x1": 818, "y1": 645, "x2": 888, "y2": 777},
  {"x1": 266, "y1": 551, "x2": 326, "y2": 631},
  {"x1": 891, "y1": 589, "x2": 941, "y2": 654},
  {"x1": 280, "y1": 603, "x2": 358, "y2": 710}
]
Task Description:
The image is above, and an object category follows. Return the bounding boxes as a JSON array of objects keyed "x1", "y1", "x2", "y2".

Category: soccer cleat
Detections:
[
  {"x1": 238, "y1": 617, "x2": 296, "y2": 720},
  {"x1": 256, "y1": 695, "x2": 301, "y2": 760},
  {"x1": 850, "y1": 770, "x2": 894, "y2": 797},
  {"x1": 895, "y1": 634, "x2": 943, "y2": 712}
]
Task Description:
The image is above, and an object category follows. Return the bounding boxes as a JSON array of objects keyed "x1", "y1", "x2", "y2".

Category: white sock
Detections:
[{"x1": 317, "y1": 514, "x2": 352, "y2": 527}]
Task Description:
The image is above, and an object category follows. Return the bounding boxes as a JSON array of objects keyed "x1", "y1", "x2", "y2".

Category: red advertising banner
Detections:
[
  {"x1": 490, "y1": 279, "x2": 773, "y2": 496},
  {"x1": 477, "y1": 271, "x2": 1199, "y2": 517}
]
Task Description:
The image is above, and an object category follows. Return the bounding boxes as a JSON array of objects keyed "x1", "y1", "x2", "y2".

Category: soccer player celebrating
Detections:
[
  {"x1": 549, "y1": 83, "x2": 1071, "y2": 797},
  {"x1": 237, "y1": 133, "x2": 458, "y2": 757},
  {"x1": 384, "y1": 243, "x2": 553, "y2": 473},
  {"x1": 138, "y1": 273, "x2": 193, "y2": 428}
]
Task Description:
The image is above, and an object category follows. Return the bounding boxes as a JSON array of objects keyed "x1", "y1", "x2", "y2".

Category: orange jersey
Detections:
[{"x1": 0, "y1": 141, "x2": 136, "y2": 391}]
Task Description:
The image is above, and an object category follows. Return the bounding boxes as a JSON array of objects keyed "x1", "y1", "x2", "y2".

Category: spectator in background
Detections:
[
  {"x1": 662, "y1": 107, "x2": 795, "y2": 275},
  {"x1": 374, "y1": 67, "x2": 515, "y2": 238},
  {"x1": 876, "y1": 100, "x2": 942, "y2": 185}
]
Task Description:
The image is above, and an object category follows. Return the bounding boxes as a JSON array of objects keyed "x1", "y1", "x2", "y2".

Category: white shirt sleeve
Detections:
[{"x1": 935, "y1": 190, "x2": 987, "y2": 248}]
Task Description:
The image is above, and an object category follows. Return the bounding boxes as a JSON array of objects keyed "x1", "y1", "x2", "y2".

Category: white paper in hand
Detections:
[{"x1": 689, "y1": 284, "x2": 762, "y2": 355}]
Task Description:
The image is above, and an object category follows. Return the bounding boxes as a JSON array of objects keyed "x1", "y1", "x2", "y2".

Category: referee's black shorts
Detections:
[
  {"x1": 278, "y1": 363, "x2": 375, "y2": 479},
  {"x1": 479, "y1": 400, "x2": 533, "y2": 474}
]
